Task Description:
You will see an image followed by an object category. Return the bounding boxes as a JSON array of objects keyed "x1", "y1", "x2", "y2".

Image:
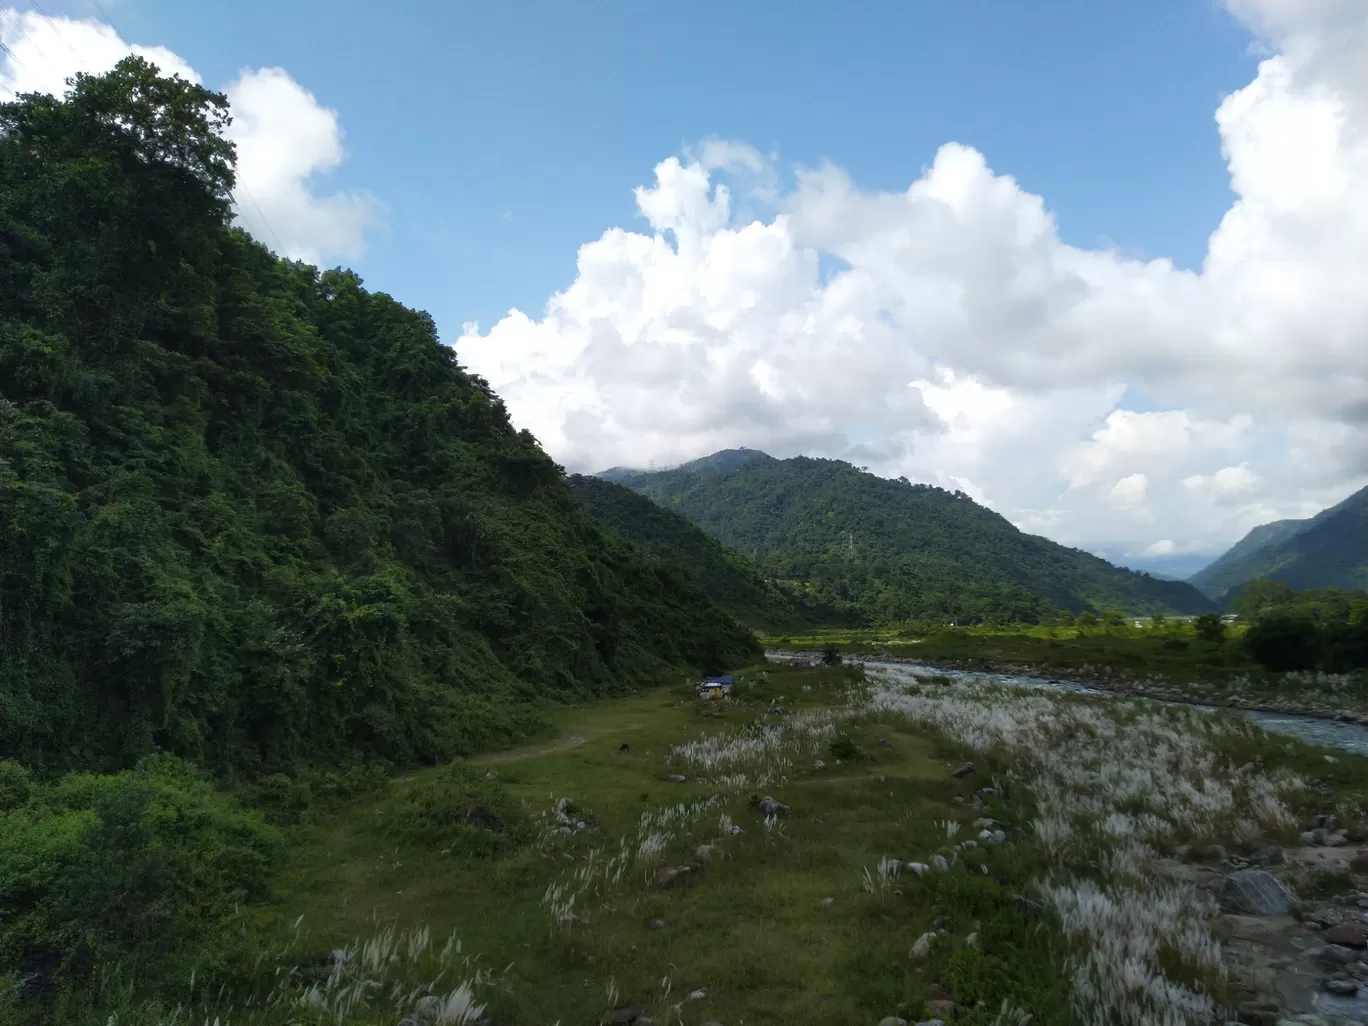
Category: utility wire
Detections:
[
  {"x1": 33, "y1": 1, "x2": 82, "y2": 58},
  {"x1": 2, "y1": 10, "x2": 47, "y2": 59},
  {"x1": 88, "y1": 0, "x2": 130, "y2": 50},
  {"x1": 0, "y1": 38, "x2": 28, "y2": 71}
]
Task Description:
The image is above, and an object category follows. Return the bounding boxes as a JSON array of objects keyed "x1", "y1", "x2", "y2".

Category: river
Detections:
[{"x1": 772, "y1": 652, "x2": 1368, "y2": 756}]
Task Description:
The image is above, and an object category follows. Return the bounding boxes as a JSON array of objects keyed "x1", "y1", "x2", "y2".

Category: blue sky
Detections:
[{"x1": 110, "y1": 0, "x2": 1258, "y2": 338}]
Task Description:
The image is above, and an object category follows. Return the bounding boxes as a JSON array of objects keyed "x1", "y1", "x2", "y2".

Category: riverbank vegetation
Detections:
[{"x1": 7, "y1": 661, "x2": 1365, "y2": 1025}]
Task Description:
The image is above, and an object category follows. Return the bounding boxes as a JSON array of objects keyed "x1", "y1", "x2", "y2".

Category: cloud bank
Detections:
[
  {"x1": 457, "y1": 0, "x2": 1368, "y2": 565},
  {"x1": 0, "y1": 8, "x2": 376, "y2": 265}
]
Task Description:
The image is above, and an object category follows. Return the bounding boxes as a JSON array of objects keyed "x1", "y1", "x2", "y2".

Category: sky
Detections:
[{"x1": 2, "y1": 0, "x2": 1366, "y2": 577}]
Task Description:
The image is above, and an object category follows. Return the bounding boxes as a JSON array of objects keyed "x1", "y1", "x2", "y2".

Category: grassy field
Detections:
[
  {"x1": 94, "y1": 660, "x2": 1368, "y2": 1026},
  {"x1": 243, "y1": 663, "x2": 1074, "y2": 1026}
]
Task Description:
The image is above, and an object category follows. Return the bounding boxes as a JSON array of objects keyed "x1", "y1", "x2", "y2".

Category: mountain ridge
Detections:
[
  {"x1": 1190, "y1": 485, "x2": 1368, "y2": 601},
  {"x1": 602, "y1": 451, "x2": 1213, "y2": 620}
]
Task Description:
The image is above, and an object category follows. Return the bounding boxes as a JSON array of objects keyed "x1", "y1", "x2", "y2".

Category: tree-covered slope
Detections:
[
  {"x1": 611, "y1": 453, "x2": 1213, "y2": 621},
  {"x1": 568, "y1": 474, "x2": 817, "y2": 631},
  {"x1": 0, "y1": 60, "x2": 758, "y2": 778},
  {"x1": 1192, "y1": 486, "x2": 1368, "y2": 602}
]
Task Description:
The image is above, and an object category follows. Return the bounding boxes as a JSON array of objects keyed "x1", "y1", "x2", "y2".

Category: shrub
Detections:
[
  {"x1": 828, "y1": 734, "x2": 861, "y2": 761},
  {"x1": 821, "y1": 644, "x2": 843, "y2": 666},
  {"x1": 1244, "y1": 615, "x2": 1321, "y2": 672},
  {"x1": 388, "y1": 762, "x2": 533, "y2": 856},
  {"x1": 1194, "y1": 613, "x2": 1227, "y2": 644},
  {"x1": 0, "y1": 756, "x2": 280, "y2": 1000},
  {"x1": 1322, "y1": 621, "x2": 1368, "y2": 673},
  {"x1": 1161, "y1": 637, "x2": 1190, "y2": 651}
]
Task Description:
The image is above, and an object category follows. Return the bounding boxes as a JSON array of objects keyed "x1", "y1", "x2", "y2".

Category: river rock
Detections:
[
  {"x1": 813, "y1": 759, "x2": 826, "y2": 770},
  {"x1": 1324, "y1": 921, "x2": 1368, "y2": 947},
  {"x1": 931, "y1": 855, "x2": 950, "y2": 871},
  {"x1": 876, "y1": 1018, "x2": 908, "y2": 1026},
  {"x1": 1349, "y1": 851, "x2": 1368, "y2": 875},
  {"x1": 1323, "y1": 977, "x2": 1358, "y2": 996},
  {"x1": 951, "y1": 761, "x2": 974, "y2": 779},
  {"x1": 694, "y1": 844, "x2": 715, "y2": 863},
  {"x1": 667, "y1": 774, "x2": 687, "y2": 783},
  {"x1": 1219, "y1": 869, "x2": 1293, "y2": 916},
  {"x1": 655, "y1": 865, "x2": 693, "y2": 889},
  {"x1": 611, "y1": 1007, "x2": 646, "y2": 1024},
  {"x1": 758, "y1": 796, "x2": 790, "y2": 817},
  {"x1": 926, "y1": 999, "x2": 955, "y2": 1018},
  {"x1": 1304, "y1": 943, "x2": 1358, "y2": 971}
]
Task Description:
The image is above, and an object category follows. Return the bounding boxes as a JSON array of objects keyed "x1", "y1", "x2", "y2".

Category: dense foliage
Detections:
[
  {"x1": 1237, "y1": 582, "x2": 1368, "y2": 673},
  {"x1": 568, "y1": 474, "x2": 830, "y2": 631},
  {"x1": 0, "y1": 755, "x2": 279, "y2": 1008},
  {"x1": 0, "y1": 59, "x2": 758, "y2": 779},
  {"x1": 1191, "y1": 484, "x2": 1368, "y2": 601},
  {"x1": 610, "y1": 451, "x2": 1213, "y2": 624}
]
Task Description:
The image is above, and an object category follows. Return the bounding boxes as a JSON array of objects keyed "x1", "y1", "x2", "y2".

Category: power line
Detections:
[
  {"x1": 32, "y1": 2, "x2": 82, "y2": 58},
  {"x1": 0, "y1": 38, "x2": 28, "y2": 72},
  {"x1": 2, "y1": 10, "x2": 47, "y2": 60},
  {"x1": 88, "y1": 0, "x2": 130, "y2": 51}
]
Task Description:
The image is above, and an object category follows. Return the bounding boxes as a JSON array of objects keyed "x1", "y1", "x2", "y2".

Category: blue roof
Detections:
[{"x1": 704, "y1": 676, "x2": 734, "y2": 684}]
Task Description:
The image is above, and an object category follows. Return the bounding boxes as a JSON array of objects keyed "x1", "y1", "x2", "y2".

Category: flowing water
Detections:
[{"x1": 770, "y1": 652, "x2": 1368, "y2": 756}]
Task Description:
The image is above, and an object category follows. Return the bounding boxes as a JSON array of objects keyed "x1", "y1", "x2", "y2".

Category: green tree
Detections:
[
  {"x1": 1076, "y1": 611, "x2": 1098, "y2": 628},
  {"x1": 1150, "y1": 612, "x2": 1167, "y2": 629},
  {"x1": 1194, "y1": 613, "x2": 1227, "y2": 644}
]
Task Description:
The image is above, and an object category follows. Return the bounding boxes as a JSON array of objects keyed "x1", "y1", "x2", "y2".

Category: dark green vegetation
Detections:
[
  {"x1": 1191, "y1": 484, "x2": 1368, "y2": 601},
  {"x1": 1235, "y1": 581, "x2": 1368, "y2": 673},
  {"x1": 608, "y1": 450, "x2": 1214, "y2": 623},
  {"x1": 568, "y1": 473, "x2": 823, "y2": 631},
  {"x1": 0, "y1": 60, "x2": 758, "y2": 780}
]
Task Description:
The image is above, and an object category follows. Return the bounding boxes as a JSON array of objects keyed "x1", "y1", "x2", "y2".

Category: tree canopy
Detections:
[{"x1": 0, "y1": 58, "x2": 758, "y2": 778}]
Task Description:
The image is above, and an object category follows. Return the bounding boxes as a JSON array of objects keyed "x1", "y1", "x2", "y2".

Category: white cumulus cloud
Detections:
[
  {"x1": 457, "y1": 0, "x2": 1368, "y2": 564},
  {"x1": 0, "y1": 8, "x2": 376, "y2": 265}
]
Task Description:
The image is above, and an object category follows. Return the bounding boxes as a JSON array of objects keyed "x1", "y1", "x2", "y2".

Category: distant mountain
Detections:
[
  {"x1": 595, "y1": 448, "x2": 770, "y2": 485},
  {"x1": 1190, "y1": 486, "x2": 1368, "y2": 602},
  {"x1": 1111, "y1": 552, "x2": 1218, "y2": 581},
  {"x1": 604, "y1": 452, "x2": 1213, "y2": 621},
  {"x1": 568, "y1": 474, "x2": 819, "y2": 631}
]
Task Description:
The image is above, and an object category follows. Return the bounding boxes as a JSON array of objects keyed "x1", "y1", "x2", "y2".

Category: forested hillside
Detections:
[
  {"x1": 0, "y1": 59, "x2": 758, "y2": 778},
  {"x1": 609, "y1": 452, "x2": 1213, "y2": 622},
  {"x1": 568, "y1": 474, "x2": 825, "y2": 631},
  {"x1": 1190, "y1": 486, "x2": 1368, "y2": 602}
]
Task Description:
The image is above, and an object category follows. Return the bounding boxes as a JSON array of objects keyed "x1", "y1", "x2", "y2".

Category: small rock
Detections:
[
  {"x1": 931, "y1": 854, "x2": 950, "y2": 871},
  {"x1": 951, "y1": 796, "x2": 965, "y2": 805},
  {"x1": 965, "y1": 931, "x2": 979, "y2": 948},
  {"x1": 619, "y1": 742, "x2": 630, "y2": 752},
  {"x1": 813, "y1": 759, "x2": 826, "y2": 771},
  {"x1": 886, "y1": 858, "x2": 904, "y2": 874},
  {"x1": 1325, "y1": 922, "x2": 1368, "y2": 948},
  {"x1": 687, "y1": 988, "x2": 707, "y2": 1000},
  {"x1": 991, "y1": 829, "x2": 1008, "y2": 845},
  {"x1": 879, "y1": 738, "x2": 893, "y2": 747},
  {"x1": 667, "y1": 774, "x2": 687, "y2": 783},
  {"x1": 1219, "y1": 869, "x2": 1293, "y2": 916},
  {"x1": 694, "y1": 844, "x2": 715, "y2": 863},
  {"x1": 926, "y1": 999, "x2": 955, "y2": 1018},
  {"x1": 396, "y1": 1018, "x2": 429, "y2": 1026},
  {"x1": 1305, "y1": 944, "x2": 1358, "y2": 971},
  {"x1": 655, "y1": 865, "x2": 693, "y2": 889},
  {"x1": 1211, "y1": 844, "x2": 1229, "y2": 862},
  {"x1": 951, "y1": 761, "x2": 974, "y2": 779},
  {"x1": 973, "y1": 818, "x2": 1000, "y2": 829},
  {"x1": 1308, "y1": 906, "x2": 1344, "y2": 928},
  {"x1": 914, "y1": 1021, "x2": 945, "y2": 1026},
  {"x1": 906, "y1": 862, "x2": 928, "y2": 875},
  {"x1": 413, "y1": 996, "x2": 441, "y2": 1019},
  {"x1": 1313, "y1": 827, "x2": 1329, "y2": 846},
  {"x1": 1327, "y1": 831, "x2": 1349, "y2": 848},
  {"x1": 647, "y1": 919, "x2": 666, "y2": 929},
  {"x1": 1013, "y1": 894, "x2": 1043, "y2": 916},
  {"x1": 1323, "y1": 977, "x2": 1358, "y2": 996},
  {"x1": 978, "y1": 829, "x2": 996, "y2": 844},
  {"x1": 1300, "y1": 831, "x2": 1319, "y2": 847},
  {"x1": 700, "y1": 1022, "x2": 724, "y2": 1026},
  {"x1": 877, "y1": 1018, "x2": 908, "y2": 1026},
  {"x1": 960, "y1": 839, "x2": 977, "y2": 849},
  {"x1": 1253, "y1": 845, "x2": 1285, "y2": 866},
  {"x1": 909, "y1": 931, "x2": 936, "y2": 958},
  {"x1": 771, "y1": 705, "x2": 788, "y2": 715},
  {"x1": 611, "y1": 1008, "x2": 645, "y2": 1025},
  {"x1": 758, "y1": 796, "x2": 790, "y2": 817},
  {"x1": 724, "y1": 824, "x2": 744, "y2": 837},
  {"x1": 820, "y1": 897, "x2": 835, "y2": 907}
]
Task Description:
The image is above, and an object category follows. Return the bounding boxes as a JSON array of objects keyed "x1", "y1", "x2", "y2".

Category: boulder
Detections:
[
  {"x1": 667, "y1": 774, "x2": 687, "y2": 783},
  {"x1": 1324, "y1": 921, "x2": 1368, "y2": 948},
  {"x1": 931, "y1": 855, "x2": 950, "y2": 872},
  {"x1": 758, "y1": 796, "x2": 790, "y2": 818},
  {"x1": 655, "y1": 865, "x2": 693, "y2": 889},
  {"x1": 1218, "y1": 869, "x2": 1293, "y2": 916},
  {"x1": 1323, "y1": 978, "x2": 1358, "y2": 996},
  {"x1": 877, "y1": 1018, "x2": 908, "y2": 1026},
  {"x1": 1304, "y1": 943, "x2": 1358, "y2": 971},
  {"x1": 951, "y1": 762, "x2": 974, "y2": 779},
  {"x1": 1349, "y1": 850, "x2": 1368, "y2": 875},
  {"x1": 611, "y1": 1008, "x2": 646, "y2": 1025}
]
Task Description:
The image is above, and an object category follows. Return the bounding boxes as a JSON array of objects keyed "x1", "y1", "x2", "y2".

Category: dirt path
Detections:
[{"x1": 473, "y1": 718, "x2": 654, "y2": 766}]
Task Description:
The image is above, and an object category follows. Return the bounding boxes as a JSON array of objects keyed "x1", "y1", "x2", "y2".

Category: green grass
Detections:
[{"x1": 203, "y1": 664, "x2": 1073, "y2": 1025}]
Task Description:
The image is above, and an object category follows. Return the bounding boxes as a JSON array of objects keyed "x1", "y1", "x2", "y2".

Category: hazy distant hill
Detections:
[
  {"x1": 604, "y1": 451, "x2": 1213, "y2": 621},
  {"x1": 1190, "y1": 486, "x2": 1368, "y2": 601},
  {"x1": 569, "y1": 475, "x2": 819, "y2": 631}
]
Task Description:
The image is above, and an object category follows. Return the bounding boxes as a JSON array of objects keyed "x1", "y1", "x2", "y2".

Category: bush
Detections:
[
  {"x1": 1245, "y1": 615, "x2": 1322, "y2": 672},
  {"x1": 1322, "y1": 621, "x2": 1368, "y2": 673},
  {"x1": 1194, "y1": 613, "x2": 1226, "y2": 644},
  {"x1": 821, "y1": 644, "x2": 843, "y2": 666},
  {"x1": 0, "y1": 756, "x2": 280, "y2": 1000},
  {"x1": 388, "y1": 762, "x2": 533, "y2": 857},
  {"x1": 1161, "y1": 637, "x2": 1190, "y2": 651},
  {"x1": 828, "y1": 734, "x2": 861, "y2": 761}
]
